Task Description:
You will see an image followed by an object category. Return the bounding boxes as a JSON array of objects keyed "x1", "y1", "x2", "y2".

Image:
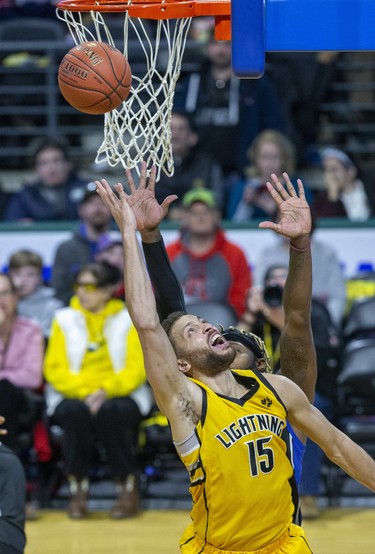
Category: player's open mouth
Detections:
[{"x1": 209, "y1": 331, "x2": 228, "y2": 350}]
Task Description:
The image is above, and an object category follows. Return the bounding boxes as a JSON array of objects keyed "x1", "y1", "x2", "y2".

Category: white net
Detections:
[{"x1": 57, "y1": 8, "x2": 192, "y2": 179}]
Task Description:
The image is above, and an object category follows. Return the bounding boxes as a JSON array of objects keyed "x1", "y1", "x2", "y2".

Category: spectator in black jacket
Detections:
[
  {"x1": 4, "y1": 138, "x2": 88, "y2": 222},
  {"x1": 174, "y1": 28, "x2": 285, "y2": 178},
  {"x1": 155, "y1": 110, "x2": 225, "y2": 221}
]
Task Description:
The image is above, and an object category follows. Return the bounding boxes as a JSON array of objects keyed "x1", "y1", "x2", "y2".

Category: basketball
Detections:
[{"x1": 58, "y1": 41, "x2": 132, "y2": 115}]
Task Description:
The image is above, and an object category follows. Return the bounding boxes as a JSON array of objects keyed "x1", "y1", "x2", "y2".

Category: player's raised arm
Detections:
[
  {"x1": 95, "y1": 164, "x2": 198, "y2": 441},
  {"x1": 269, "y1": 374, "x2": 375, "y2": 493},
  {"x1": 124, "y1": 165, "x2": 186, "y2": 320},
  {"x1": 260, "y1": 173, "x2": 316, "y2": 402}
]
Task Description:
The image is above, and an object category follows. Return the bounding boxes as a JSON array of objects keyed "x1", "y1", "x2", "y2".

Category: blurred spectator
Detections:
[
  {"x1": 0, "y1": 272, "x2": 44, "y2": 520},
  {"x1": 312, "y1": 147, "x2": 375, "y2": 220},
  {"x1": 155, "y1": 110, "x2": 225, "y2": 221},
  {"x1": 0, "y1": 273, "x2": 44, "y2": 450},
  {"x1": 0, "y1": 420, "x2": 26, "y2": 554},
  {"x1": 95, "y1": 240, "x2": 125, "y2": 299},
  {"x1": 174, "y1": 27, "x2": 285, "y2": 177},
  {"x1": 4, "y1": 138, "x2": 88, "y2": 222},
  {"x1": 51, "y1": 188, "x2": 113, "y2": 305},
  {"x1": 166, "y1": 188, "x2": 251, "y2": 318},
  {"x1": 253, "y1": 220, "x2": 346, "y2": 327},
  {"x1": 238, "y1": 264, "x2": 288, "y2": 371},
  {"x1": 44, "y1": 262, "x2": 152, "y2": 519},
  {"x1": 227, "y1": 129, "x2": 313, "y2": 220},
  {"x1": 7, "y1": 249, "x2": 63, "y2": 339}
]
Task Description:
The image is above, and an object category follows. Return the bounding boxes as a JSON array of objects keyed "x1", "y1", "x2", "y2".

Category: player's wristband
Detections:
[{"x1": 290, "y1": 240, "x2": 310, "y2": 253}]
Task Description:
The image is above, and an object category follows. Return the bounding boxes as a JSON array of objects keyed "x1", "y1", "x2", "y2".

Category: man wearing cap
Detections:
[
  {"x1": 51, "y1": 187, "x2": 114, "y2": 305},
  {"x1": 166, "y1": 187, "x2": 251, "y2": 318},
  {"x1": 312, "y1": 146, "x2": 374, "y2": 220}
]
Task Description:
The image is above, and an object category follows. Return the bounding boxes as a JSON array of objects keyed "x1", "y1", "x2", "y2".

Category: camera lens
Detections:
[{"x1": 263, "y1": 284, "x2": 283, "y2": 307}]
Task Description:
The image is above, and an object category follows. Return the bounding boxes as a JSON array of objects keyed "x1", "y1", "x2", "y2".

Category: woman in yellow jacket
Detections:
[{"x1": 44, "y1": 262, "x2": 152, "y2": 520}]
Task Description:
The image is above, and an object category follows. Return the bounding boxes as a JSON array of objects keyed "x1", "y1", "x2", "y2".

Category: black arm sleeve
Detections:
[{"x1": 142, "y1": 238, "x2": 186, "y2": 322}]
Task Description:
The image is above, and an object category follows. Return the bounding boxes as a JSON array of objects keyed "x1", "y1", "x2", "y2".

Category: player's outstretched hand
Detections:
[
  {"x1": 126, "y1": 161, "x2": 177, "y2": 232},
  {"x1": 259, "y1": 173, "x2": 311, "y2": 240},
  {"x1": 95, "y1": 162, "x2": 177, "y2": 232}
]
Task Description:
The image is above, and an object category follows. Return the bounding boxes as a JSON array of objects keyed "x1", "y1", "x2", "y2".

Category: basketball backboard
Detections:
[{"x1": 232, "y1": 0, "x2": 375, "y2": 77}]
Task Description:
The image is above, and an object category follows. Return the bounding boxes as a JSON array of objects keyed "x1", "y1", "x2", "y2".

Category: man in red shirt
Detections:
[{"x1": 167, "y1": 188, "x2": 251, "y2": 319}]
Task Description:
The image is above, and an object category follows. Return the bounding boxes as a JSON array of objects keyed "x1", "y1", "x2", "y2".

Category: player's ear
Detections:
[
  {"x1": 177, "y1": 358, "x2": 191, "y2": 374},
  {"x1": 256, "y1": 358, "x2": 267, "y2": 372}
]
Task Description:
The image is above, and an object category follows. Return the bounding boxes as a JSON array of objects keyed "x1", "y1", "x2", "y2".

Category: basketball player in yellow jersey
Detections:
[
  {"x1": 96, "y1": 164, "x2": 375, "y2": 554},
  {"x1": 177, "y1": 371, "x2": 303, "y2": 552}
]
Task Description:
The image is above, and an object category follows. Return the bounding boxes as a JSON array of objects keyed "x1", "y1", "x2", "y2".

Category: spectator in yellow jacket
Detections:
[{"x1": 44, "y1": 261, "x2": 152, "y2": 520}]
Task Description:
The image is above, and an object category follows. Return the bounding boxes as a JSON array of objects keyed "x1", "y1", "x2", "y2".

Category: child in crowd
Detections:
[{"x1": 8, "y1": 250, "x2": 63, "y2": 339}]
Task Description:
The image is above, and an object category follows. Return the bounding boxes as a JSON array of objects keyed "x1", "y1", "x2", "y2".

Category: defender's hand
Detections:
[
  {"x1": 259, "y1": 173, "x2": 311, "y2": 240},
  {"x1": 126, "y1": 163, "x2": 177, "y2": 232}
]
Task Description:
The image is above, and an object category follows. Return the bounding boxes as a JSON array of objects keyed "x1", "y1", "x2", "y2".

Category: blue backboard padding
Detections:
[
  {"x1": 231, "y1": 0, "x2": 265, "y2": 77},
  {"x1": 266, "y1": 0, "x2": 375, "y2": 51}
]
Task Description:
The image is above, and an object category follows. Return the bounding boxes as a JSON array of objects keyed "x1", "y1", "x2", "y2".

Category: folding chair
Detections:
[{"x1": 324, "y1": 338, "x2": 375, "y2": 502}]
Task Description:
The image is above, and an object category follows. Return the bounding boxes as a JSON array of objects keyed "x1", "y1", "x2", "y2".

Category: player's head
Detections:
[
  {"x1": 221, "y1": 326, "x2": 272, "y2": 373},
  {"x1": 162, "y1": 311, "x2": 236, "y2": 377}
]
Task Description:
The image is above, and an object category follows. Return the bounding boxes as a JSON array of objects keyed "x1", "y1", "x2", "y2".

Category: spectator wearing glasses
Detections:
[
  {"x1": 44, "y1": 262, "x2": 152, "y2": 520},
  {"x1": 95, "y1": 240, "x2": 125, "y2": 300}
]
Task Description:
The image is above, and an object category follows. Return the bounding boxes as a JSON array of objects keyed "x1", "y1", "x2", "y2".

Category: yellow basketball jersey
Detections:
[{"x1": 177, "y1": 370, "x2": 299, "y2": 552}]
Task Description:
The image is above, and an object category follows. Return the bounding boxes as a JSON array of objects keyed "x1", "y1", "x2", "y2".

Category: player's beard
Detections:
[{"x1": 189, "y1": 346, "x2": 236, "y2": 377}]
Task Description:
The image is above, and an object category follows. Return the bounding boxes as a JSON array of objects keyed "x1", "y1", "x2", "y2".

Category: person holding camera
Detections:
[{"x1": 238, "y1": 265, "x2": 288, "y2": 372}]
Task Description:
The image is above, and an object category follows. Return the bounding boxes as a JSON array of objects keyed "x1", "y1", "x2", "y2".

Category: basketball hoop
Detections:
[{"x1": 56, "y1": 0, "x2": 230, "y2": 179}]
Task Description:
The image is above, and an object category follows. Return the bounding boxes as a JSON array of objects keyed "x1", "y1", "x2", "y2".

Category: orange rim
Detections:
[{"x1": 57, "y1": 0, "x2": 230, "y2": 18}]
